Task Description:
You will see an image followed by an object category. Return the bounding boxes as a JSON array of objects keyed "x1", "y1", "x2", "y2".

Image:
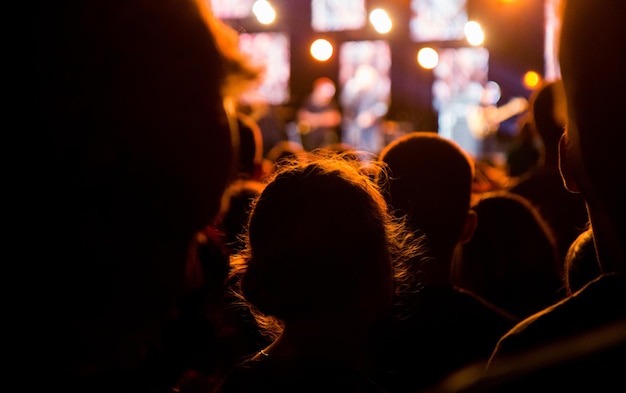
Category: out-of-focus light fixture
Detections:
[
  {"x1": 523, "y1": 70, "x2": 541, "y2": 89},
  {"x1": 464, "y1": 21, "x2": 485, "y2": 46},
  {"x1": 417, "y1": 47, "x2": 439, "y2": 70},
  {"x1": 310, "y1": 38, "x2": 334, "y2": 61},
  {"x1": 369, "y1": 8, "x2": 392, "y2": 34},
  {"x1": 253, "y1": 0, "x2": 276, "y2": 25}
]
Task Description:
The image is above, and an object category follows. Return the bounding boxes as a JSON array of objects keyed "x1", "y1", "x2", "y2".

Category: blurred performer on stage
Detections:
[
  {"x1": 340, "y1": 64, "x2": 390, "y2": 155},
  {"x1": 296, "y1": 77, "x2": 342, "y2": 151},
  {"x1": 433, "y1": 48, "x2": 527, "y2": 162}
]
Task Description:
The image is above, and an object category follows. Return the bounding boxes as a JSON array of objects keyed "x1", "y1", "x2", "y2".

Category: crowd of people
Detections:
[{"x1": 39, "y1": 1, "x2": 625, "y2": 392}]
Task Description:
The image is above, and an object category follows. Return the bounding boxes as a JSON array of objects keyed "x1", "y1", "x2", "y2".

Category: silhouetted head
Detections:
[
  {"x1": 378, "y1": 132, "x2": 476, "y2": 266},
  {"x1": 239, "y1": 154, "x2": 405, "y2": 328},
  {"x1": 506, "y1": 115, "x2": 541, "y2": 178},
  {"x1": 529, "y1": 80, "x2": 567, "y2": 166},
  {"x1": 39, "y1": 0, "x2": 261, "y2": 375},
  {"x1": 262, "y1": 140, "x2": 308, "y2": 178},
  {"x1": 236, "y1": 113, "x2": 264, "y2": 180},
  {"x1": 459, "y1": 191, "x2": 561, "y2": 318},
  {"x1": 218, "y1": 179, "x2": 266, "y2": 253},
  {"x1": 558, "y1": 0, "x2": 626, "y2": 270}
]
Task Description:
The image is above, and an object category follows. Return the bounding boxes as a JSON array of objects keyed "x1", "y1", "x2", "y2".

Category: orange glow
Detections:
[{"x1": 523, "y1": 70, "x2": 541, "y2": 89}]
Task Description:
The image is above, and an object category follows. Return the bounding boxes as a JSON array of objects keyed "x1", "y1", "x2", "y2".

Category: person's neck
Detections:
[
  {"x1": 588, "y1": 207, "x2": 626, "y2": 276},
  {"x1": 422, "y1": 255, "x2": 454, "y2": 289},
  {"x1": 261, "y1": 315, "x2": 374, "y2": 369}
]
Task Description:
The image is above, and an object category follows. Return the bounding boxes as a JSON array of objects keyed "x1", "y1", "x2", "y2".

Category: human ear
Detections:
[{"x1": 459, "y1": 209, "x2": 478, "y2": 244}]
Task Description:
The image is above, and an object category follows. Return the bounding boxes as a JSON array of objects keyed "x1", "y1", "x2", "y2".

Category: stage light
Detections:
[
  {"x1": 369, "y1": 8, "x2": 392, "y2": 34},
  {"x1": 417, "y1": 47, "x2": 439, "y2": 70},
  {"x1": 311, "y1": 38, "x2": 334, "y2": 61},
  {"x1": 253, "y1": 0, "x2": 276, "y2": 25},
  {"x1": 523, "y1": 70, "x2": 541, "y2": 89},
  {"x1": 465, "y1": 21, "x2": 485, "y2": 46}
]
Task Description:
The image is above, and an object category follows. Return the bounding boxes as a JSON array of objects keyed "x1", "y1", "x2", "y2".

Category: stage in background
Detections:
[
  {"x1": 238, "y1": 32, "x2": 291, "y2": 106},
  {"x1": 311, "y1": 0, "x2": 367, "y2": 32},
  {"x1": 338, "y1": 40, "x2": 391, "y2": 154}
]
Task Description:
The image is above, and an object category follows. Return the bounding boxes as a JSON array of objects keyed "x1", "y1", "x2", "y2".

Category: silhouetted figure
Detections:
[
  {"x1": 436, "y1": 2, "x2": 626, "y2": 391},
  {"x1": 505, "y1": 116, "x2": 541, "y2": 179},
  {"x1": 172, "y1": 223, "x2": 271, "y2": 391},
  {"x1": 374, "y1": 132, "x2": 517, "y2": 392},
  {"x1": 456, "y1": 191, "x2": 564, "y2": 320},
  {"x1": 218, "y1": 179, "x2": 266, "y2": 255},
  {"x1": 38, "y1": 1, "x2": 261, "y2": 391},
  {"x1": 507, "y1": 80, "x2": 589, "y2": 265},
  {"x1": 487, "y1": 0, "x2": 626, "y2": 365},
  {"x1": 340, "y1": 64, "x2": 390, "y2": 155},
  {"x1": 260, "y1": 140, "x2": 307, "y2": 181},
  {"x1": 173, "y1": 120, "x2": 269, "y2": 391},
  {"x1": 214, "y1": 153, "x2": 425, "y2": 393},
  {"x1": 234, "y1": 112, "x2": 265, "y2": 181},
  {"x1": 296, "y1": 77, "x2": 342, "y2": 151}
]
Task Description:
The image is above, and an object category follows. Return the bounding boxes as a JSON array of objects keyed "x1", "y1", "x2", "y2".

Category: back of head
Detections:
[
  {"x1": 564, "y1": 227, "x2": 600, "y2": 296},
  {"x1": 506, "y1": 115, "x2": 542, "y2": 178},
  {"x1": 266, "y1": 141, "x2": 306, "y2": 162},
  {"x1": 38, "y1": 0, "x2": 259, "y2": 377},
  {"x1": 529, "y1": 80, "x2": 567, "y2": 166},
  {"x1": 262, "y1": 140, "x2": 307, "y2": 178},
  {"x1": 559, "y1": 0, "x2": 626, "y2": 270},
  {"x1": 219, "y1": 179, "x2": 266, "y2": 254},
  {"x1": 40, "y1": 0, "x2": 236, "y2": 230},
  {"x1": 236, "y1": 113, "x2": 264, "y2": 180},
  {"x1": 378, "y1": 132, "x2": 474, "y2": 263},
  {"x1": 459, "y1": 191, "x2": 561, "y2": 319},
  {"x1": 240, "y1": 154, "x2": 395, "y2": 325}
]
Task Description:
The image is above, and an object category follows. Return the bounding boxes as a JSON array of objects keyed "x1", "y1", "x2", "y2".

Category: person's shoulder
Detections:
[
  {"x1": 561, "y1": 272, "x2": 626, "y2": 319},
  {"x1": 453, "y1": 287, "x2": 518, "y2": 323},
  {"x1": 407, "y1": 286, "x2": 516, "y2": 333},
  {"x1": 446, "y1": 319, "x2": 626, "y2": 393},
  {"x1": 580, "y1": 272, "x2": 626, "y2": 294},
  {"x1": 491, "y1": 273, "x2": 626, "y2": 361}
]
